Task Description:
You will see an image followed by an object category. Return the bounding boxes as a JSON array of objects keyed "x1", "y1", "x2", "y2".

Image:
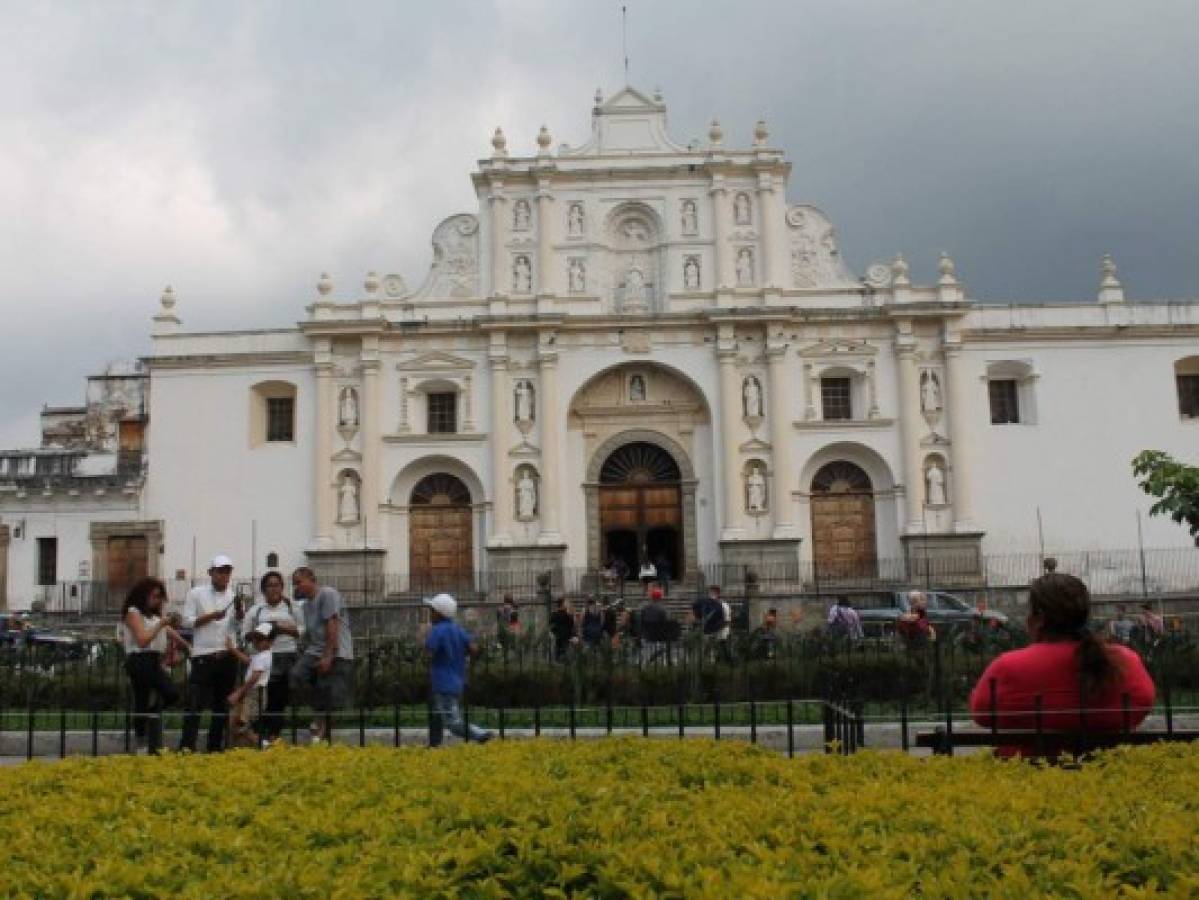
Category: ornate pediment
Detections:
[
  {"x1": 798, "y1": 339, "x2": 877, "y2": 359},
  {"x1": 559, "y1": 85, "x2": 689, "y2": 157},
  {"x1": 395, "y1": 351, "x2": 476, "y2": 373}
]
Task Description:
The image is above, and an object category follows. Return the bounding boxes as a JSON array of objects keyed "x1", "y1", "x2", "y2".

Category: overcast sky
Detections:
[{"x1": 2, "y1": 0, "x2": 1197, "y2": 448}]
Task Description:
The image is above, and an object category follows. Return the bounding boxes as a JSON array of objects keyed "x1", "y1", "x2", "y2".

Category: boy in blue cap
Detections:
[{"x1": 423, "y1": 593, "x2": 492, "y2": 747}]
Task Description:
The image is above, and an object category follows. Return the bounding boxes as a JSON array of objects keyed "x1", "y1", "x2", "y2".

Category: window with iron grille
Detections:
[
  {"x1": 988, "y1": 379, "x2": 1020, "y2": 424},
  {"x1": 820, "y1": 377, "x2": 852, "y2": 421},
  {"x1": 265, "y1": 397, "x2": 295, "y2": 442},
  {"x1": 427, "y1": 392, "x2": 458, "y2": 434},
  {"x1": 1178, "y1": 375, "x2": 1199, "y2": 418},
  {"x1": 37, "y1": 537, "x2": 57, "y2": 586}
]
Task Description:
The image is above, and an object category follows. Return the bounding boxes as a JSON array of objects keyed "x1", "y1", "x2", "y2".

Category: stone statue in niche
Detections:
[
  {"x1": 629, "y1": 374, "x2": 646, "y2": 402},
  {"x1": 683, "y1": 255, "x2": 700, "y2": 290},
  {"x1": 920, "y1": 372, "x2": 943, "y2": 412},
  {"x1": 624, "y1": 267, "x2": 648, "y2": 310},
  {"x1": 680, "y1": 200, "x2": 698, "y2": 235},
  {"x1": 338, "y1": 387, "x2": 359, "y2": 427},
  {"x1": 567, "y1": 203, "x2": 584, "y2": 237},
  {"x1": 736, "y1": 248, "x2": 754, "y2": 286},
  {"x1": 734, "y1": 193, "x2": 752, "y2": 225},
  {"x1": 516, "y1": 469, "x2": 538, "y2": 520},
  {"x1": 513, "y1": 255, "x2": 532, "y2": 293},
  {"x1": 513, "y1": 199, "x2": 531, "y2": 231},
  {"x1": 514, "y1": 380, "x2": 535, "y2": 423},
  {"x1": 926, "y1": 461, "x2": 947, "y2": 506},
  {"x1": 746, "y1": 465, "x2": 768, "y2": 513},
  {"x1": 338, "y1": 474, "x2": 360, "y2": 523},
  {"x1": 568, "y1": 258, "x2": 586, "y2": 293},
  {"x1": 743, "y1": 376, "x2": 763, "y2": 419}
]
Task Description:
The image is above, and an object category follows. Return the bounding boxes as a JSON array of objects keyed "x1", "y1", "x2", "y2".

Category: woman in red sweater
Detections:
[{"x1": 970, "y1": 573, "x2": 1155, "y2": 749}]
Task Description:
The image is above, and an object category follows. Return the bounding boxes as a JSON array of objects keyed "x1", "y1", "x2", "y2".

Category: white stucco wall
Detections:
[{"x1": 144, "y1": 363, "x2": 315, "y2": 582}]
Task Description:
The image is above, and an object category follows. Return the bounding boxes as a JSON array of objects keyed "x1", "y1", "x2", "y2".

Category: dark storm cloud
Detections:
[{"x1": 1, "y1": 0, "x2": 1197, "y2": 446}]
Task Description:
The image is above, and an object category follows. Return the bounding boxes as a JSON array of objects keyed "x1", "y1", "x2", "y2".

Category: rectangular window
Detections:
[
  {"x1": 1178, "y1": 374, "x2": 1199, "y2": 418},
  {"x1": 37, "y1": 537, "x2": 57, "y2": 586},
  {"x1": 265, "y1": 397, "x2": 295, "y2": 442},
  {"x1": 988, "y1": 379, "x2": 1020, "y2": 424},
  {"x1": 820, "y1": 378, "x2": 852, "y2": 421},
  {"x1": 427, "y1": 392, "x2": 458, "y2": 434}
]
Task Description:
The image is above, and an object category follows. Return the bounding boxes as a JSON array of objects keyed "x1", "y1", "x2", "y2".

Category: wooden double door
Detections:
[
  {"x1": 598, "y1": 442, "x2": 683, "y2": 580},
  {"x1": 810, "y1": 462, "x2": 877, "y2": 580},
  {"x1": 409, "y1": 474, "x2": 474, "y2": 591}
]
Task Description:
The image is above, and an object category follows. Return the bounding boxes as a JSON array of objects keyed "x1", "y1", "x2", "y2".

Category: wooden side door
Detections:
[
  {"x1": 810, "y1": 493, "x2": 877, "y2": 580},
  {"x1": 107, "y1": 536, "x2": 149, "y2": 590},
  {"x1": 409, "y1": 506, "x2": 473, "y2": 591}
]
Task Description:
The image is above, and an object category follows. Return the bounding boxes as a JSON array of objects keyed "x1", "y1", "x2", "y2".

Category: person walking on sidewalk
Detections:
[
  {"x1": 179, "y1": 555, "x2": 243, "y2": 752},
  {"x1": 423, "y1": 593, "x2": 492, "y2": 747}
]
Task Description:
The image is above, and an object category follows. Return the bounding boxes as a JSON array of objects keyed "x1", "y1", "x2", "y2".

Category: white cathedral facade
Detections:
[{"x1": 3, "y1": 86, "x2": 1198, "y2": 608}]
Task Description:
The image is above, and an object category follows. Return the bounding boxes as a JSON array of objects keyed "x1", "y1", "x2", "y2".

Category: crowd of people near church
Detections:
[{"x1": 117, "y1": 550, "x2": 1167, "y2": 758}]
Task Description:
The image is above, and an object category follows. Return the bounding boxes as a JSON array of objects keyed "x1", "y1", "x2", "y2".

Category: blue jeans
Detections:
[{"x1": 429, "y1": 693, "x2": 490, "y2": 747}]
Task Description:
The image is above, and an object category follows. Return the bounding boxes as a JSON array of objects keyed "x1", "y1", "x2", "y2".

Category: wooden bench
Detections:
[{"x1": 916, "y1": 727, "x2": 1199, "y2": 756}]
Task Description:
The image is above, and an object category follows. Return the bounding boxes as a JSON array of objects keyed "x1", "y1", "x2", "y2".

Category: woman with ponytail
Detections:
[{"x1": 970, "y1": 572, "x2": 1155, "y2": 754}]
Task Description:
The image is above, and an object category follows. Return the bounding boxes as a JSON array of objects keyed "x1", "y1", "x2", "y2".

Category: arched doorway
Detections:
[
  {"x1": 409, "y1": 473, "x2": 473, "y2": 591},
  {"x1": 810, "y1": 461, "x2": 877, "y2": 579},
  {"x1": 599, "y1": 442, "x2": 682, "y2": 582}
]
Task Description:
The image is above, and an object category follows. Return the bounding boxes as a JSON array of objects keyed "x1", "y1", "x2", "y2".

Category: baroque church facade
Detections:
[{"x1": 3, "y1": 86, "x2": 1198, "y2": 606}]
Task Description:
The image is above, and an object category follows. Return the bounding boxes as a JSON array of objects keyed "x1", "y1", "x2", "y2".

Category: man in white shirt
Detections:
[{"x1": 179, "y1": 554, "x2": 244, "y2": 752}]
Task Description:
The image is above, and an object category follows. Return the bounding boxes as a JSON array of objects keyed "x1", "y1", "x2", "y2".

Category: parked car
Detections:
[{"x1": 856, "y1": 591, "x2": 1009, "y2": 637}]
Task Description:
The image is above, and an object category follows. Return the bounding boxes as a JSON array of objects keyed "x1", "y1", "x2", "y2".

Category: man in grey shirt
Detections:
[{"x1": 289, "y1": 566, "x2": 354, "y2": 742}]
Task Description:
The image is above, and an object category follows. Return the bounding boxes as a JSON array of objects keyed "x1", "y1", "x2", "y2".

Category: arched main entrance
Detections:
[
  {"x1": 598, "y1": 442, "x2": 683, "y2": 580},
  {"x1": 810, "y1": 461, "x2": 877, "y2": 579},
  {"x1": 409, "y1": 473, "x2": 473, "y2": 591}
]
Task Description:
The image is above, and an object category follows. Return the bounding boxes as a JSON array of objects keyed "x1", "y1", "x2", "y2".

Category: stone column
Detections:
[
  {"x1": 536, "y1": 178, "x2": 554, "y2": 296},
  {"x1": 488, "y1": 183, "x2": 507, "y2": 297},
  {"x1": 895, "y1": 340, "x2": 926, "y2": 533},
  {"x1": 710, "y1": 178, "x2": 730, "y2": 289},
  {"x1": 717, "y1": 329, "x2": 745, "y2": 539},
  {"x1": 766, "y1": 342, "x2": 797, "y2": 537},
  {"x1": 313, "y1": 348, "x2": 334, "y2": 548},
  {"x1": 488, "y1": 352, "x2": 512, "y2": 546},
  {"x1": 756, "y1": 173, "x2": 785, "y2": 288},
  {"x1": 537, "y1": 336, "x2": 563, "y2": 544},
  {"x1": 0, "y1": 523, "x2": 9, "y2": 611},
  {"x1": 943, "y1": 341, "x2": 977, "y2": 532},
  {"x1": 360, "y1": 338, "x2": 382, "y2": 546}
]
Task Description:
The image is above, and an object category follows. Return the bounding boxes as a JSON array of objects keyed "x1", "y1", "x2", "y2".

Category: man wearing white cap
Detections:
[
  {"x1": 423, "y1": 593, "x2": 491, "y2": 747},
  {"x1": 179, "y1": 555, "x2": 244, "y2": 752}
]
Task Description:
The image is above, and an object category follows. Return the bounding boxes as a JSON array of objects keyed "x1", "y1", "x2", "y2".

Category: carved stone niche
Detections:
[{"x1": 601, "y1": 202, "x2": 664, "y2": 315}]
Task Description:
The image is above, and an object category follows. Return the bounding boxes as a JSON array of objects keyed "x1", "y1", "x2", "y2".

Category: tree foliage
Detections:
[{"x1": 1132, "y1": 450, "x2": 1199, "y2": 538}]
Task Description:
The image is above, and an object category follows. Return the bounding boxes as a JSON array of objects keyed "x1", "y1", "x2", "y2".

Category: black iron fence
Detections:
[{"x1": 1, "y1": 621, "x2": 1195, "y2": 760}]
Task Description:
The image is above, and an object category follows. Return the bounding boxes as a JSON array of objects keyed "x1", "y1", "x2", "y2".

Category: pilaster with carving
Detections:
[
  {"x1": 943, "y1": 338, "x2": 977, "y2": 532},
  {"x1": 537, "y1": 332, "x2": 563, "y2": 544},
  {"x1": 709, "y1": 176, "x2": 730, "y2": 290},
  {"x1": 488, "y1": 347, "x2": 512, "y2": 546},
  {"x1": 360, "y1": 338, "x2": 382, "y2": 546},
  {"x1": 488, "y1": 182, "x2": 507, "y2": 298},
  {"x1": 313, "y1": 342, "x2": 335, "y2": 548},
  {"x1": 894, "y1": 334, "x2": 926, "y2": 532},
  {"x1": 536, "y1": 177, "x2": 555, "y2": 297},
  {"x1": 766, "y1": 340, "x2": 797, "y2": 538},
  {"x1": 717, "y1": 326, "x2": 746, "y2": 539}
]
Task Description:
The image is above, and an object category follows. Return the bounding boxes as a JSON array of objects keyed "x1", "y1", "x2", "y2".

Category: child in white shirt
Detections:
[{"x1": 227, "y1": 623, "x2": 274, "y2": 747}]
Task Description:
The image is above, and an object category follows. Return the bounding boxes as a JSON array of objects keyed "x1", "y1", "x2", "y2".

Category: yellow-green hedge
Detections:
[{"x1": 1, "y1": 740, "x2": 1197, "y2": 897}]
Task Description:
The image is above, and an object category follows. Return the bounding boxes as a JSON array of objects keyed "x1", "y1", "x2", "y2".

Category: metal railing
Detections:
[{"x1": 1, "y1": 624, "x2": 1195, "y2": 760}]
